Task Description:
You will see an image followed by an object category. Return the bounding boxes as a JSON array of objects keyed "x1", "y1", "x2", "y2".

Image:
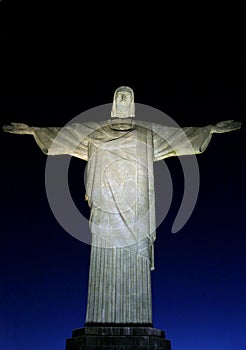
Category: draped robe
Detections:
[{"x1": 32, "y1": 119, "x2": 213, "y2": 324}]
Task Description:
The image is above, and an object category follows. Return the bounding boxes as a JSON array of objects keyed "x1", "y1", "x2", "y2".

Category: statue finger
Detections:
[
  {"x1": 232, "y1": 122, "x2": 242, "y2": 129},
  {"x1": 11, "y1": 122, "x2": 29, "y2": 128},
  {"x1": 216, "y1": 121, "x2": 227, "y2": 127},
  {"x1": 11, "y1": 122, "x2": 22, "y2": 126},
  {"x1": 3, "y1": 125, "x2": 14, "y2": 132}
]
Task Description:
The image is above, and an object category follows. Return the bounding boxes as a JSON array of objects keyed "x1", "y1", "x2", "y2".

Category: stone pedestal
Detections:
[{"x1": 65, "y1": 326, "x2": 171, "y2": 350}]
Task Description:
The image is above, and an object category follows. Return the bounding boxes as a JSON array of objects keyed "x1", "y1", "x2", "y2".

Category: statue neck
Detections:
[{"x1": 109, "y1": 118, "x2": 135, "y2": 131}]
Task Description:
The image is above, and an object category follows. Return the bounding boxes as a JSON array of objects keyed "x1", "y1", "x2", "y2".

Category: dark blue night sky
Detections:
[{"x1": 0, "y1": 2, "x2": 245, "y2": 350}]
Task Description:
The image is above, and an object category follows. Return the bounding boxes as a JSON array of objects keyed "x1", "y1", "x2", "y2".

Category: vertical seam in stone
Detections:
[
  {"x1": 128, "y1": 249, "x2": 131, "y2": 323},
  {"x1": 139, "y1": 254, "x2": 143, "y2": 322},
  {"x1": 122, "y1": 248, "x2": 125, "y2": 323},
  {"x1": 116, "y1": 247, "x2": 119, "y2": 323},
  {"x1": 90, "y1": 238, "x2": 96, "y2": 322},
  {"x1": 113, "y1": 246, "x2": 117, "y2": 323},
  {"x1": 133, "y1": 249, "x2": 137, "y2": 322},
  {"x1": 107, "y1": 246, "x2": 112, "y2": 322},
  {"x1": 102, "y1": 238, "x2": 107, "y2": 323},
  {"x1": 142, "y1": 258, "x2": 145, "y2": 323},
  {"x1": 94, "y1": 236, "x2": 101, "y2": 322}
]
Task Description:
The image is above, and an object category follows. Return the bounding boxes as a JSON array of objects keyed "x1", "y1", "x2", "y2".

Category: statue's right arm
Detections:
[
  {"x1": 3, "y1": 122, "x2": 90, "y2": 161},
  {"x1": 3, "y1": 123, "x2": 68, "y2": 155},
  {"x1": 2, "y1": 122, "x2": 61, "y2": 155}
]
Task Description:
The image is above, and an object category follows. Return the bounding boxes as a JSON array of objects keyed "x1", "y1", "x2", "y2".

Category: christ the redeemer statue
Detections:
[{"x1": 3, "y1": 87, "x2": 241, "y2": 328}]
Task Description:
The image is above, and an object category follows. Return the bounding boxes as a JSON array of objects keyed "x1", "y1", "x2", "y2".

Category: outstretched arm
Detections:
[
  {"x1": 153, "y1": 119, "x2": 242, "y2": 161},
  {"x1": 3, "y1": 122, "x2": 89, "y2": 161},
  {"x1": 3, "y1": 122, "x2": 64, "y2": 156},
  {"x1": 211, "y1": 120, "x2": 242, "y2": 134}
]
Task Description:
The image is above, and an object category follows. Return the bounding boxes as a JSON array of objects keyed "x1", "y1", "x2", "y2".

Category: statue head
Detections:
[{"x1": 111, "y1": 86, "x2": 135, "y2": 119}]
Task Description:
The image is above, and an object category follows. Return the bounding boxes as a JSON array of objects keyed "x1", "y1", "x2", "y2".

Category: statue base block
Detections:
[{"x1": 65, "y1": 326, "x2": 171, "y2": 350}]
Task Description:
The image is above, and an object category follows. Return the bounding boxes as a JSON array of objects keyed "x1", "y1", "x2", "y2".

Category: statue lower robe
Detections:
[{"x1": 86, "y1": 236, "x2": 152, "y2": 324}]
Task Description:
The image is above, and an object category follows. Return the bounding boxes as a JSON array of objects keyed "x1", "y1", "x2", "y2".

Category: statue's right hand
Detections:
[{"x1": 2, "y1": 122, "x2": 34, "y2": 135}]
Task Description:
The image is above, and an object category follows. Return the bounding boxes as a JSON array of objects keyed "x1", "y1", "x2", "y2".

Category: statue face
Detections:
[
  {"x1": 111, "y1": 86, "x2": 135, "y2": 118},
  {"x1": 116, "y1": 91, "x2": 132, "y2": 113}
]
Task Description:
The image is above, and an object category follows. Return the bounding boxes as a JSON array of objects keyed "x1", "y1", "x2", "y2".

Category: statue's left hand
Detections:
[{"x1": 211, "y1": 120, "x2": 242, "y2": 134}]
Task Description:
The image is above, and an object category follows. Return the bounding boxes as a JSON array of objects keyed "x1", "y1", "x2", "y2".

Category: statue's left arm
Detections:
[{"x1": 153, "y1": 120, "x2": 242, "y2": 161}]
